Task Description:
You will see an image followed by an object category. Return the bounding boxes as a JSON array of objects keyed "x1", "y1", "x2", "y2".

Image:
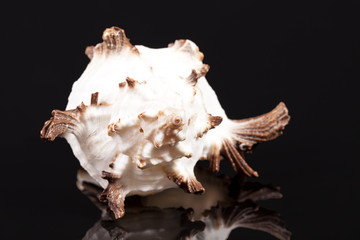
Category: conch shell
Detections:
[{"x1": 40, "y1": 27, "x2": 290, "y2": 219}]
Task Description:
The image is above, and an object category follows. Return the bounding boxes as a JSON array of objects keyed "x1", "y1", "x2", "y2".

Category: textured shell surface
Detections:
[{"x1": 41, "y1": 27, "x2": 290, "y2": 219}]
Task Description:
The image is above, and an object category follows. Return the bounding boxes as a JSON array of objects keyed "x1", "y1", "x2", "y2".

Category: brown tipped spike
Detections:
[
  {"x1": 85, "y1": 46, "x2": 94, "y2": 59},
  {"x1": 100, "y1": 170, "x2": 125, "y2": 219},
  {"x1": 101, "y1": 171, "x2": 113, "y2": 180},
  {"x1": 166, "y1": 171, "x2": 205, "y2": 194},
  {"x1": 232, "y1": 102, "x2": 290, "y2": 152},
  {"x1": 222, "y1": 140, "x2": 258, "y2": 177},
  {"x1": 76, "y1": 102, "x2": 86, "y2": 112},
  {"x1": 40, "y1": 103, "x2": 87, "y2": 141},
  {"x1": 168, "y1": 39, "x2": 186, "y2": 48},
  {"x1": 126, "y1": 77, "x2": 136, "y2": 88},
  {"x1": 40, "y1": 119, "x2": 53, "y2": 141},
  {"x1": 187, "y1": 70, "x2": 198, "y2": 85},
  {"x1": 222, "y1": 140, "x2": 238, "y2": 172},
  {"x1": 209, "y1": 114, "x2": 223, "y2": 129},
  {"x1": 200, "y1": 64, "x2": 210, "y2": 76},
  {"x1": 102, "y1": 27, "x2": 126, "y2": 51},
  {"x1": 91, "y1": 92, "x2": 99, "y2": 106},
  {"x1": 101, "y1": 170, "x2": 121, "y2": 181},
  {"x1": 186, "y1": 64, "x2": 210, "y2": 86},
  {"x1": 92, "y1": 27, "x2": 138, "y2": 57},
  {"x1": 100, "y1": 182, "x2": 125, "y2": 219},
  {"x1": 169, "y1": 39, "x2": 204, "y2": 60},
  {"x1": 208, "y1": 145, "x2": 221, "y2": 173},
  {"x1": 172, "y1": 40, "x2": 193, "y2": 53},
  {"x1": 119, "y1": 82, "x2": 126, "y2": 88}
]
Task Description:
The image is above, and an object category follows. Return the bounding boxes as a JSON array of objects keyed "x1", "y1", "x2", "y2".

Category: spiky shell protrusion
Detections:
[
  {"x1": 204, "y1": 102, "x2": 290, "y2": 177},
  {"x1": 40, "y1": 27, "x2": 290, "y2": 219}
]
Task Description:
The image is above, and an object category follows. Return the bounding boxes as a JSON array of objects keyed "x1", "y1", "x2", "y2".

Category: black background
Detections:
[{"x1": 2, "y1": 0, "x2": 359, "y2": 239}]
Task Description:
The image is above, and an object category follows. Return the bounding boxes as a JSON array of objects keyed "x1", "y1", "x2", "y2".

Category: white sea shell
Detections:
[{"x1": 41, "y1": 27, "x2": 290, "y2": 218}]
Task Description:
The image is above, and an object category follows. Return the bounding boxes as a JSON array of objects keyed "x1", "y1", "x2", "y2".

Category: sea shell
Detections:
[
  {"x1": 40, "y1": 26, "x2": 290, "y2": 219},
  {"x1": 79, "y1": 166, "x2": 291, "y2": 240}
]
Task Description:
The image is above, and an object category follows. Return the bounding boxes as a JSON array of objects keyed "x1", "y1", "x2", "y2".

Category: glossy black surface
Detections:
[
  {"x1": 78, "y1": 166, "x2": 291, "y2": 240},
  {"x1": 2, "y1": 0, "x2": 359, "y2": 239}
]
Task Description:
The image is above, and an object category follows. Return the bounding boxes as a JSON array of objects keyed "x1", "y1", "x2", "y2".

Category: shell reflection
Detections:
[{"x1": 79, "y1": 167, "x2": 291, "y2": 240}]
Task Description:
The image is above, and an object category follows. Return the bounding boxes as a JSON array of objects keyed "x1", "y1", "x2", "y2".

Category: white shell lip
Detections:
[{"x1": 40, "y1": 26, "x2": 290, "y2": 219}]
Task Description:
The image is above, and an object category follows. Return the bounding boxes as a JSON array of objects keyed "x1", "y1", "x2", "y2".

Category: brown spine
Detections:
[
  {"x1": 222, "y1": 139, "x2": 259, "y2": 177},
  {"x1": 166, "y1": 171, "x2": 205, "y2": 194},
  {"x1": 91, "y1": 92, "x2": 99, "y2": 106},
  {"x1": 208, "y1": 145, "x2": 221, "y2": 173},
  {"x1": 85, "y1": 46, "x2": 94, "y2": 60},
  {"x1": 168, "y1": 39, "x2": 204, "y2": 61},
  {"x1": 40, "y1": 93, "x2": 102, "y2": 141},
  {"x1": 232, "y1": 102, "x2": 290, "y2": 152},
  {"x1": 125, "y1": 77, "x2": 136, "y2": 88},
  {"x1": 186, "y1": 64, "x2": 210, "y2": 86},
  {"x1": 92, "y1": 27, "x2": 139, "y2": 58},
  {"x1": 40, "y1": 104, "x2": 85, "y2": 141},
  {"x1": 119, "y1": 77, "x2": 145, "y2": 88},
  {"x1": 218, "y1": 102, "x2": 290, "y2": 177},
  {"x1": 119, "y1": 82, "x2": 126, "y2": 88},
  {"x1": 209, "y1": 114, "x2": 223, "y2": 129},
  {"x1": 99, "y1": 171, "x2": 125, "y2": 219}
]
